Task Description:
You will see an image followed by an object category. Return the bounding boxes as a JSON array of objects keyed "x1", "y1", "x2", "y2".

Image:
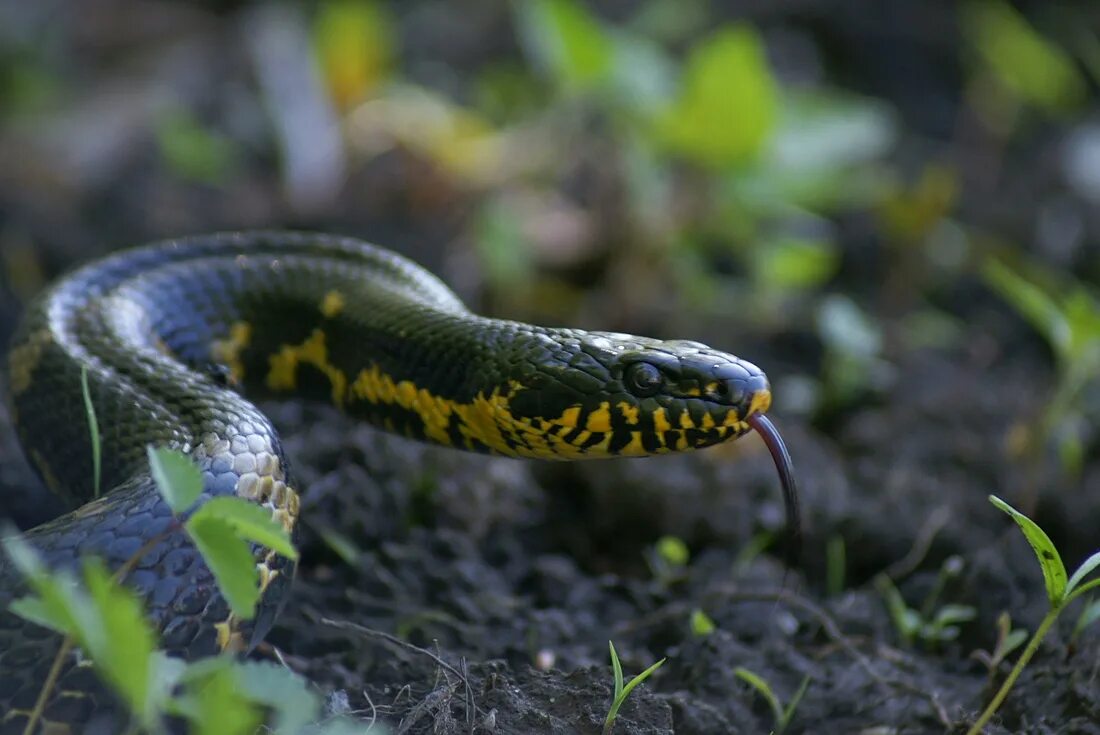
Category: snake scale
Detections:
[{"x1": 0, "y1": 232, "x2": 798, "y2": 732}]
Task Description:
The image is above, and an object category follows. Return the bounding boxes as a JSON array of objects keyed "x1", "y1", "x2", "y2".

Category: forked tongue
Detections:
[{"x1": 747, "y1": 413, "x2": 801, "y2": 569}]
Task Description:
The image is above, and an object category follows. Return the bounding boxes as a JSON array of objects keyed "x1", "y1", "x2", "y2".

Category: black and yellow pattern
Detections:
[{"x1": 0, "y1": 231, "x2": 785, "y2": 730}]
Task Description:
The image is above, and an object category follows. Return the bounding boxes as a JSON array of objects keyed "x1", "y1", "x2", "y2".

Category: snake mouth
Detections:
[{"x1": 747, "y1": 412, "x2": 801, "y2": 568}]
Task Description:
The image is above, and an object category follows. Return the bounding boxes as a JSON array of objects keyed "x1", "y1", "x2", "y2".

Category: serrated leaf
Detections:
[
  {"x1": 184, "y1": 663, "x2": 262, "y2": 735},
  {"x1": 83, "y1": 558, "x2": 159, "y2": 721},
  {"x1": 189, "y1": 497, "x2": 297, "y2": 561},
  {"x1": 186, "y1": 515, "x2": 260, "y2": 619},
  {"x1": 657, "y1": 26, "x2": 777, "y2": 168},
  {"x1": 2, "y1": 533, "x2": 83, "y2": 637},
  {"x1": 8, "y1": 595, "x2": 70, "y2": 633},
  {"x1": 148, "y1": 446, "x2": 204, "y2": 514},
  {"x1": 234, "y1": 660, "x2": 321, "y2": 734},
  {"x1": 989, "y1": 495, "x2": 1067, "y2": 605}
]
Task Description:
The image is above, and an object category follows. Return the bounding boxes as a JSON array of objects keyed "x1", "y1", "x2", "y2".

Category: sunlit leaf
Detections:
[
  {"x1": 83, "y1": 558, "x2": 160, "y2": 722},
  {"x1": 963, "y1": 0, "x2": 1086, "y2": 112},
  {"x1": 186, "y1": 515, "x2": 260, "y2": 619},
  {"x1": 148, "y1": 446, "x2": 204, "y2": 514},
  {"x1": 989, "y1": 495, "x2": 1067, "y2": 606},
  {"x1": 657, "y1": 26, "x2": 777, "y2": 168},
  {"x1": 516, "y1": 0, "x2": 613, "y2": 90},
  {"x1": 182, "y1": 662, "x2": 263, "y2": 735},
  {"x1": 189, "y1": 497, "x2": 297, "y2": 561}
]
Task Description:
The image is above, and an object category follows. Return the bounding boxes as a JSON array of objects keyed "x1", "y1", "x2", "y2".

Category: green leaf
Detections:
[
  {"x1": 932, "y1": 604, "x2": 978, "y2": 627},
  {"x1": 734, "y1": 667, "x2": 784, "y2": 726},
  {"x1": 516, "y1": 0, "x2": 613, "y2": 89},
  {"x1": 234, "y1": 661, "x2": 320, "y2": 734},
  {"x1": 3, "y1": 532, "x2": 83, "y2": 636},
  {"x1": 989, "y1": 495, "x2": 1067, "y2": 606},
  {"x1": 181, "y1": 662, "x2": 262, "y2": 735},
  {"x1": 156, "y1": 111, "x2": 238, "y2": 185},
  {"x1": 189, "y1": 497, "x2": 298, "y2": 561},
  {"x1": 618, "y1": 657, "x2": 665, "y2": 702},
  {"x1": 656, "y1": 535, "x2": 689, "y2": 566},
  {"x1": 1066, "y1": 551, "x2": 1100, "y2": 598},
  {"x1": 83, "y1": 558, "x2": 160, "y2": 722},
  {"x1": 690, "y1": 608, "x2": 715, "y2": 637},
  {"x1": 80, "y1": 366, "x2": 102, "y2": 498},
  {"x1": 962, "y1": 0, "x2": 1086, "y2": 112},
  {"x1": 754, "y1": 236, "x2": 839, "y2": 291},
  {"x1": 609, "y1": 640, "x2": 624, "y2": 698},
  {"x1": 148, "y1": 446, "x2": 204, "y2": 514},
  {"x1": 657, "y1": 26, "x2": 777, "y2": 168},
  {"x1": 982, "y1": 258, "x2": 1069, "y2": 359},
  {"x1": 186, "y1": 515, "x2": 260, "y2": 619},
  {"x1": 781, "y1": 676, "x2": 811, "y2": 731}
]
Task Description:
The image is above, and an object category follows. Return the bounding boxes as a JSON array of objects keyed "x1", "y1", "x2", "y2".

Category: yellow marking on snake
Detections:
[
  {"x1": 618, "y1": 402, "x2": 639, "y2": 426},
  {"x1": 211, "y1": 321, "x2": 252, "y2": 384},
  {"x1": 679, "y1": 409, "x2": 695, "y2": 429},
  {"x1": 748, "y1": 388, "x2": 772, "y2": 416},
  {"x1": 585, "y1": 402, "x2": 612, "y2": 433},
  {"x1": 321, "y1": 289, "x2": 346, "y2": 318},
  {"x1": 700, "y1": 412, "x2": 715, "y2": 429},
  {"x1": 652, "y1": 406, "x2": 671, "y2": 433},
  {"x1": 267, "y1": 329, "x2": 348, "y2": 407},
  {"x1": 8, "y1": 328, "x2": 52, "y2": 396}
]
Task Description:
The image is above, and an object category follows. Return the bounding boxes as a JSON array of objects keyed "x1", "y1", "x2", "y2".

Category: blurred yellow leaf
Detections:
[
  {"x1": 314, "y1": 0, "x2": 393, "y2": 111},
  {"x1": 657, "y1": 26, "x2": 777, "y2": 169}
]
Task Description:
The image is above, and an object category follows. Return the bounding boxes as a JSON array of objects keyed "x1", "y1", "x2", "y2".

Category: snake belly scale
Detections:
[{"x1": 0, "y1": 231, "x2": 798, "y2": 731}]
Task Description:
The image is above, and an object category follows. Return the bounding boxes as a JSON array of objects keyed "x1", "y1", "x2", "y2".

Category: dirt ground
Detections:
[{"x1": 2, "y1": 2, "x2": 1100, "y2": 734}]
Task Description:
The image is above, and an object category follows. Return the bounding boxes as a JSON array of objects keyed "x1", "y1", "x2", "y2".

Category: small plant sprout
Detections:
[
  {"x1": 982, "y1": 257, "x2": 1100, "y2": 480},
  {"x1": 876, "y1": 557, "x2": 976, "y2": 649},
  {"x1": 1, "y1": 444, "x2": 370, "y2": 733},
  {"x1": 971, "y1": 612, "x2": 1028, "y2": 677},
  {"x1": 647, "y1": 535, "x2": 690, "y2": 586},
  {"x1": 690, "y1": 608, "x2": 715, "y2": 637},
  {"x1": 603, "y1": 641, "x2": 665, "y2": 735},
  {"x1": 733, "y1": 667, "x2": 809, "y2": 734},
  {"x1": 965, "y1": 496, "x2": 1100, "y2": 735}
]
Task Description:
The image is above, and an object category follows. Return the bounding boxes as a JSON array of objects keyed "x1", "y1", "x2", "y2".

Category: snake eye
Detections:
[{"x1": 625, "y1": 362, "x2": 663, "y2": 396}]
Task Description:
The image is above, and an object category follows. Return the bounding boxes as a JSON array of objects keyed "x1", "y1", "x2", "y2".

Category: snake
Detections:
[{"x1": 0, "y1": 231, "x2": 799, "y2": 732}]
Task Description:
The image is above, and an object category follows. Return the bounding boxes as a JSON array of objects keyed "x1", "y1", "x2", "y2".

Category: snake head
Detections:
[{"x1": 494, "y1": 330, "x2": 771, "y2": 459}]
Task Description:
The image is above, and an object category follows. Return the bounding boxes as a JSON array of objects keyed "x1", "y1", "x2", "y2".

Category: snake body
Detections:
[{"x1": 0, "y1": 232, "x2": 794, "y2": 731}]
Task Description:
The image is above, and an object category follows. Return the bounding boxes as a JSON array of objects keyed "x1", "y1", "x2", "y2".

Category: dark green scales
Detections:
[{"x1": 0, "y1": 232, "x2": 799, "y2": 731}]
